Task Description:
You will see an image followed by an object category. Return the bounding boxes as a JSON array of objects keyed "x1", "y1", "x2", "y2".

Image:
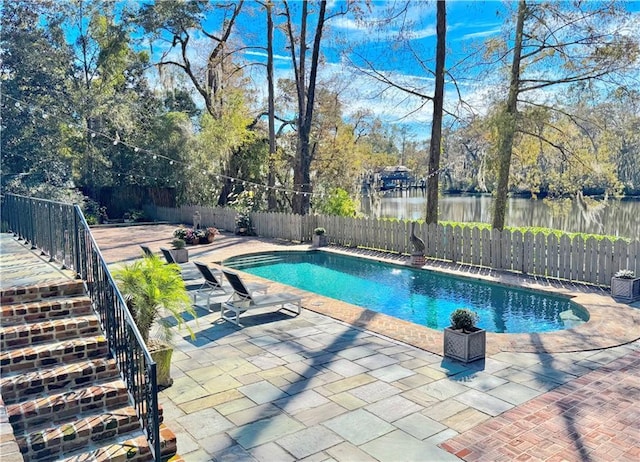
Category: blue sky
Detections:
[{"x1": 153, "y1": 0, "x2": 640, "y2": 141}]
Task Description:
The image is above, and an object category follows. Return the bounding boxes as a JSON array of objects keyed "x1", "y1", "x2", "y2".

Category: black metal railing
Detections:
[{"x1": 2, "y1": 193, "x2": 161, "y2": 461}]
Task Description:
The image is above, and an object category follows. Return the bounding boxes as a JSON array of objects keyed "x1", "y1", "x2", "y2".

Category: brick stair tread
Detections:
[
  {"x1": 0, "y1": 281, "x2": 86, "y2": 305},
  {"x1": 0, "y1": 357, "x2": 119, "y2": 404},
  {"x1": 0, "y1": 296, "x2": 93, "y2": 327},
  {"x1": 1, "y1": 315, "x2": 101, "y2": 351},
  {"x1": 59, "y1": 424, "x2": 177, "y2": 462},
  {"x1": 0, "y1": 335, "x2": 108, "y2": 375},
  {"x1": 6, "y1": 378, "x2": 130, "y2": 434},
  {"x1": 16, "y1": 405, "x2": 141, "y2": 459}
]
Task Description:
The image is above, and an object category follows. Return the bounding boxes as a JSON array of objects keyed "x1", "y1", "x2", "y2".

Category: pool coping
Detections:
[{"x1": 223, "y1": 245, "x2": 640, "y2": 355}]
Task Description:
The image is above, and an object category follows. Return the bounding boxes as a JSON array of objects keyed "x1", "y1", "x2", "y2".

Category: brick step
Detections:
[
  {"x1": 59, "y1": 424, "x2": 177, "y2": 462},
  {"x1": 0, "y1": 335, "x2": 108, "y2": 375},
  {"x1": 0, "y1": 296, "x2": 93, "y2": 327},
  {"x1": 0, "y1": 357, "x2": 119, "y2": 405},
  {"x1": 6, "y1": 378, "x2": 130, "y2": 435},
  {"x1": 1, "y1": 315, "x2": 101, "y2": 351},
  {"x1": 0, "y1": 281, "x2": 86, "y2": 306},
  {"x1": 16, "y1": 405, "x2": 141, "y2": 462}
]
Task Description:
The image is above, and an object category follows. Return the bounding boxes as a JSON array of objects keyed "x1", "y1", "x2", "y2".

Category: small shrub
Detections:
[
  {"x1": 450, "y1": 308, "x2": 479, "y2": 332},
  {"x1": 314, "y1": 227, "x2": 326, "y2": 235},
  {"x1": 614, "y1": 269, "x2": 635, "y2": 279},
  {"x1": 171, "y1": 238, "x2": 186, "y2": 249}
]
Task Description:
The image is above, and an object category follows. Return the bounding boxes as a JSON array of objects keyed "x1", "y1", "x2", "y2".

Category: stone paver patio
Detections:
[{"x1": 2, "y1": 224, "x2": 639, "y2": 462}]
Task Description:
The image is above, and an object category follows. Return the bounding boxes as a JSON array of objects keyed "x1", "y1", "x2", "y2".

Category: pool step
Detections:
[{"x1": 226, "y1": 254, "x2": 285, "y2": 269}]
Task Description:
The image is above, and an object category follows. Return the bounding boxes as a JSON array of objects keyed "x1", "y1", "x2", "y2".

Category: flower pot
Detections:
[
  {"x1": 171, "y1": 248, "x2": 188, "y2": 263},
  {"x1": 312, "y1": 234, "x2": 327, "y2": 247},
  {"x1": 150, "y1": 342, "x2": 174, "y2": 389},
  {"x1": 611, "y1": 277, "x2": 640, "y2": 303},
  {"x1": 443, "y1": 327, "x2": 486, "y2": 363}
]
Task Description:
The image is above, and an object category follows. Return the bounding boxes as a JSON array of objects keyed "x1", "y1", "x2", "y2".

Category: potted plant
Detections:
[
  {"x1": 113, "y1": 254, "x2": 196, "y2": 388},
  {"x1": 312, "y1": 227, "x2": 327, "y2": 247},
  {"x1": 171, "y1": 238, "x2": 188, "y2": 263},
  {"x1": 443, "y1": 308, "x2": 486, "y2": 363},
  {"x1": 204, "y1": 227, "x2": 219, "y2": 243},
  {"x1": 611, "y1": 269, "x2": 640, "y2": 303}
]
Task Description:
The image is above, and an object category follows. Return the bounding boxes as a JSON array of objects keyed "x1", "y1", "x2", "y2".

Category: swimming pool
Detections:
[{"x1": 223, "y1": 251, "x2": 589, "y2": 333}]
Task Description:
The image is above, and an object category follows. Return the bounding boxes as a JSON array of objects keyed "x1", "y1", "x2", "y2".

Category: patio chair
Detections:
[
  {"x1": 140, "y1": 245, "x2": 153, "y2": 257},
  {"x1": 221, "y1": 269, "x2": 302, "y2": 327},
  {"x1": 160, "y1": 247, "x2": 177, "y2": 265},
  {"x1": 192, "y1": 262, "x2": 268, "y2": 311}
]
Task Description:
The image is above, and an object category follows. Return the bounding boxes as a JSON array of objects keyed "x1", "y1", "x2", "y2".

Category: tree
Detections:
[{"x1": 488, "y1": 0, "x2": 639, "y2": 230}]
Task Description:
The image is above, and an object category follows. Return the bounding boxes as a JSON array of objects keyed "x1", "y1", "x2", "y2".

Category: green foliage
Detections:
[
  {"x1": 314, "y1": 188, "x2": 357, "y2": 217},
  {"x1": 450, "y1": 308, "x2": 479, "y2": 332},
  {"x1": 314, "y1": 227, "x2": 326, "y2": 235},
  {"x1": 112, "y1": 254, "x2": 196, "y2": 345}
]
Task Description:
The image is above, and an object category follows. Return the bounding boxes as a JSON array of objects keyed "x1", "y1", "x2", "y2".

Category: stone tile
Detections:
[
  {"x1": 294, "y1": 402, "x2": 348, "y2": 427},
  {"x1": 180, "y1": 389, "x2": 244, "y2": 414},
  {"x1": 394, "y1": 413, "x2": 447, "y2": 440},
  {"x1": 454, "y1": 389, "x2": 514, "y2": 416},
  {"x1": 413, "y1": 365, "x2": 448, "y2": 380},
  {"x1": 354, "y1": 353, "x2": 398, "y2": 370},
  {"x1": 176, "y1": 407, "x2": 234, "y2": 440},
  {"x1": 161, "y1": 375, "x2": 209, "y2": 405},
  {"x1": 250, "y1": 442, "x2": 296, "y2": 462},
  {"x1": 337, "y1": 345, "x2": 377, "y2": 360},
  {"x1": 451, "y1": 370, "x2": 508, "y2": 391},
  {"x1": 248, "y1": 335, "x2": 283, "y2": 347},
  {"x1": 274, "y1": 389, "x2": 330, "y2": 414},
  {"x1": 418, "y1": 378, "x2": 469, "y2": 401},
  {"x1": 185, "y1": 364, "x2": 225, "y2": 383},
  {"x1": 239, "y1": 380, "x2": 287, "y2": 405},
  {"x1": 226, "y1": 403, "x2": 282, "y2": 426},
  {"x1": 208, "y1": 443, "x2": 258, "y2": 461},
  {"x1": 202, "y1": 374, "x2": 243, "y2": 395},
  {"x1": 323, "y1": 374, "x2": 376, "y2": 394},
  {"x1": 400, "y1": 388, "x2": 440, "y2": 408},
  {"x1": 360, "y1": 429, "x2": 460, "y2": 462},
  {"x1": 487, "y1": 381, "x2": 543, "y2": 405},
  {"x1": 325, "y1": 441, "x2": 377, "y2": 462},
  {"x1": 228, "y1": 414, "x2": 305, "y2": 449},
  {"x1": 365, "y1": 395, "x2": 423, "y2": 422},
  {"x1": 215, "y1": 397, "x2": 256, "y2": 416},
  {"x1": 421, "y1": 399, "x2": 468, "y2": 422},
  {"x1": 278, "y1": 426, "x2": 343, "y2": 459},
  {"x1": 323, "y1": 409, "x2": 394, "y2": 445},
  {"x1": 329, "y1": 391, "x2": 367, "y2": 410},
  {"x1": 395, "y1": 373, "x2": 434, "y2": 390},
  {"x1": 248, "y1": 353, "x2": 287, "y2": 370},
  {"x1": 441, "y1": 407, "x2": 491, "y2": 433},
  {"x1": 425, "y1": 428, "x2": 459, "y2": 446},
  {"x1": 322, "y1": 358, "x2": 369, "y2": 377},
  {"x1": 349, "y1": 381, "x2": 401, "y2": 403},
  {"x1": 368, "y1": 364, "x2": 415, "y2": 382}
]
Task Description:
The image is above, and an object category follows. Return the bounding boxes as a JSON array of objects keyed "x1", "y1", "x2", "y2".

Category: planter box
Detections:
[
  {"x1": 171, "y1": 248, "x2": 188, "y2": 263},
  {"x1": 443, "y1": 327, "x2": 486, "y2": 363},
  {"x1": 150, "y1": 343, "x2": 174, "y2": 389},
  {"x1": 312, "y1": 235, "x2": 327, "y2": 247},
  {"x1": 611, "y1": 277, "x2": 640, "y2": 303}
]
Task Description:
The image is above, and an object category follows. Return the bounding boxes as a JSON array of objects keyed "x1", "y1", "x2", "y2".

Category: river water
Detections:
[{"x1": 360, "y1": 190, "x2": 639, "y2": 239}]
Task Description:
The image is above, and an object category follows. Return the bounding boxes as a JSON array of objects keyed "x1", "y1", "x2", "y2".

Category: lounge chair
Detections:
[
  {"x1": 221, "y1": 269, "x2": 302, "y2": 326},
  {"x1": 160, "y1": 247, "x2": 177, "y2": 264},
  {"x1": 192, "y1": 262, "x2": 268, "y2": 311},
  {"x1": 140, "y1": 245, "x2": 153, "y2": 257}
]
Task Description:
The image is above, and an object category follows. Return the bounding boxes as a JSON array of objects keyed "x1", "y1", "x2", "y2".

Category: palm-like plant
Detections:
[{"x1": 113, "y1": 254, "x2": 196, "y2": 346}]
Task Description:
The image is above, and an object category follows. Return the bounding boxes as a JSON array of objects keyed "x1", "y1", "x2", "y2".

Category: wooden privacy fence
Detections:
[{"x1": 145, "y1": 204, "x2": 639, "y2": 287}]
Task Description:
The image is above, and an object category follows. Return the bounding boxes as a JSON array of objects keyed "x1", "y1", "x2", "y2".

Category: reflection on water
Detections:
[{"x1": 360, "y1": 190, "x2": 639, "y2": 239}]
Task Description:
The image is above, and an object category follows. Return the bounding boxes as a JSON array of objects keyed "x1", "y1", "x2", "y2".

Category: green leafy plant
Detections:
[
  {"x1": 614, "y1": 269, "x2": 635, "y2": 279},
  {"x1": 314, "y1": 227, "x2": 326, "y2": 235},
  {"x1": 171, "y1": 238, "x2": 186, "y2": 249},
  {"x1": 113, "y1": 254, "x2": 196, "y2": 346},
  {"x1": 450, "y1": 308, "x2": 479, "y2": 332}
]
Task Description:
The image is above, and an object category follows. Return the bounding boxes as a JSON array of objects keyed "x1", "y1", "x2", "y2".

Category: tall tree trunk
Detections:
[
  {"x1": 266, "y1": 2, "x2": 277, "y2": 210},
  {"x1": 426, "y1": 0, "x2": 446, "y2": 225},
  {"x1": 492, "y1": 0, "x2": 526, "y2": 230},
  {"x1": 290, "y1": 0, "x2": 326, "y2": 215}
]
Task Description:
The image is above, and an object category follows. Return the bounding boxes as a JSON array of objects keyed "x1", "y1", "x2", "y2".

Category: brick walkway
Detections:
[{"x1": 440, "y1": 349, "x2": 640, "y2": 461}]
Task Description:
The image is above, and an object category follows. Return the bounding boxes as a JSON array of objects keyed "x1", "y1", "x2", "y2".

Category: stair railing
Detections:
[{"x1": 1, "y1": 194, "x2": 162, "y2": 461}]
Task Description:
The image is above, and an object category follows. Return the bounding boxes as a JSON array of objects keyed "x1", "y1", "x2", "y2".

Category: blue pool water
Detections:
[{"x1": 223, "y1": 251, "x2": 589, "y2": 333}]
